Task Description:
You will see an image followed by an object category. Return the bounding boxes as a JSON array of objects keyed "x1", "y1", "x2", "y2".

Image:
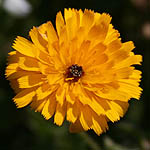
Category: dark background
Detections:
[{"x1": 0, "y1": 0, "x2": 149, "y2": 150}]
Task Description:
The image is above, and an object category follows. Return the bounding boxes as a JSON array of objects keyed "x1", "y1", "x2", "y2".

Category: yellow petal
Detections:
[
  {"x1": 82, "y1": 72, "x2": 115, "y2": 84},
  {"x1": 91, "y1": 42, "x2": 107, "y2": 54},
  {"x1": 64, "y1": 8, "x2": 73, "y2": 22},
  {"x1": 12, "y1": 36, "x2": 35, "y2": 57},
  {"x1": 109, "y1": 100, "x2": 129, "y2": 117},
  {"x1": 78, "y1": 88, "x2": 106, "y2": 115},
  {"x1": 56, "y1": 84, "x2": 67, "y2": 106},
  {"x1": 79, "y1": 106, "x2": 92, "y2": 131},
  {"x1": 38, "y1": 22, "x2": 48, "y2": 34},
  {"x1": 75, "y1": 40, "x2": 91, "y2": 65},
  {"x1": 91, "y1": 113, "x2": 108, "y2": 135},
  {"x1": 109, "y1": 50, "x2": 129, "y2": 64},
  {"x1": 93, "y1": 97, "x2": 110, "y2": 113},
  {"x1": 35, "y1": 47, "x2": 51, "y2": 65},
  {"x1": 68, "y1": 38, "x2": 78, "y2": 65},
  {"x1": 7, "y1": 51, "x2": 19, "y2": 64},
  {"x1": 56, "y1": 11, "x2": 65, "y2": 36},
  {"x1": 66, "y1": 87, "x2": 75, "y2": 104},
  {"x1": 95, "y1": 85, "x2": 131, "y2": 102},
  {"x1": 122, "y1": 41, "x2": 135, "y2": 52},
  {"x1": 64, "y1": 8, "x2": 79, "y2": 40},
  {"x1": 7, "y1": 70, "x2": 32, "y2": 80},
  {"x1": 29, "y1": 27, "x2": 48, "y2": 52},
  {"x1": 115, "y1": 67, "x2": 133, "y2": 79},
  {"x1": 90, "y1": 53, "x2": 108, "y2": 66},
  {"x1": 36, "y1": 83, "x2": 55, "y2": 100},
  {"x1": 114, "y1": 100, "x2": 129, "y2": 114},
  {"x1": 106, "y1": 39, "x2": 122, "y2": 53},
  {"x1": 98, "y1": 13, "x2": 112, "y2": 26},
  {"x1": 47, "y1": 73, "x2": 63, "y2": 85},
  {"x1": 47, "y1": 21, "x2": 58, "y2": 44},
  {"x1": 87, "y1": 13, "x2": 111, "y2": 42},
  {"x1": 58, "y1": 42, "x2": 70, "y2": 66},
  {"x1": 38, "y1": 62, "x2": 58, "y2": 75},
  {"x1": 5, "y1": 63, "x2": 18, "y2": 78},
  {"x1": 13, "y1": 88, "x2": 36, "y2": 108},
  {"x1": 105, "y1": 24, "x2": 120, "y2": 44},
  {"x1": 73, "y1": 84, "x2": 91, "y2": 105},
  {"x1": 30, "y1": 98, "x2": 46, "y2": 112},
  {"x1": 114, "y1": 55, "x2": 142, "y2": 69},
  {"x1": 58, "y1": 26, "x2": 68, "y2": 45},
  {"x1": 76, "y1": 27, "x2": 86, "y2": 47},
  {"x1": 130, "y1": 70, "x2": 142, "y2": 80},
  {"x1": 47, "y1": 21, "x2": 59, "y2": 57},
  {"x1": 18, "y1": 74, "x2": 44, "y2": 88},
  {"x1": 118, "y1": 79, "x2": 142, "y2": 100},
  {"x1": 18, "y1": 56, "x2": 40, "y2": 71},
  {"x1": 87, "y1": 24, "x2": 104, "y2": 41},
  {"x1": 38, "y1": 22, "x2": 48, "y2": 41},
  {"x1": 66, "y1": 102, "x2": 79, "y2": 123},
  {"x1": 90, "y1": 96, "x2": 107, "y2": 115},
  {"x1": 94, "y1": 12, "x2": 101, "y2": 22},
  {"x1": 54, "y1": 103, "x2": 66, "y2": 126},
  {"x1": 42, "y1": 94, "x2": 57, "y2": 120},
  {"x1": 81, "y1": 9, "x2": 94, "y2": 30},
  {"x1": 106, "y1": 100, "x2": 121, "y2": 122},
  {"x1": 91, "y1": 117, "x2": 103, "y2": 135}
]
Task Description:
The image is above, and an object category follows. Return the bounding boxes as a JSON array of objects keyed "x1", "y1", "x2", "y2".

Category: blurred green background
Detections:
[{"x1": 0, "y1": 0, "x2": 149, "y2": 150}]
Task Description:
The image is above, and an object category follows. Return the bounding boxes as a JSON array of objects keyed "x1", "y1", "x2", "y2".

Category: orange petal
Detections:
[
  {"x1": 30, "y1": 98, "x2": 46, "y2": 112},
  {"x1": 81, "y1": 9, "x2": 94, "y2": 30},
  {"x1": 91, "y1": 112, "x2": 108, "y2": 135},
  {"x1": 17, "y1": 74, "x2": 44, "y2": 88},
  {"x1": 18, "y1": 56, "x2": 40, "y2": 71},
  {"x1": 13, "y1": 88, "x2": 36, "y2": 108},
  {"x1": 66, "y1": 102, "x2": 79, "y2": 123},
  {"x1": 12, "y1": 36, "x2": 35, "y2": 57},
  {"x1": 42, "y1": 94, "x2": 57, "y2": 120},
  {"x1": 56, "y1": 83, "x2": 68, "y2": 106},
  {"x1": 114, "y1": 55, "x2": 142, "y2": 69},
  {"x1": 56, "y1": 11, "x2": 65, "y2": 36},
  {"x1": 29, "y1": 27, "x2": 48, "y2": 52},
  {"x1": 5, "y1": 63, "x2": 18, "y2": 78},
  {"x1": 54, "y1": 103, "x2": 66, "y2": 126},
  {"x1": 36, "y1": 83, "x2": 55, "y2": 100},
  {"x1": 106, "y1": 39, "x2": 122, "y2": 53},
  {"x1": 47, "y1": 73, "x2": 63, "y2": 85},
  {"x1": 118, "y1": 79, "x2": 142, "y2": 100},
  {"x1": 69, "y1": 119, "x2": 84, "y2": 133},
  {"x1": 79, "y1": 105, "x2": 93, "y2": 131}
]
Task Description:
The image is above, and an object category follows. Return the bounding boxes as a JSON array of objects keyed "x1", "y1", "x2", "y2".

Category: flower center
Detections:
[{"x1": 65, "y1": 64, "x2": 84, "y2": 82}]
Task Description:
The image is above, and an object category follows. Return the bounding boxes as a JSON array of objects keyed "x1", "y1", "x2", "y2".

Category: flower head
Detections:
[{"x1": 6, "y1": 8, "x2": 142, "y2": 135}]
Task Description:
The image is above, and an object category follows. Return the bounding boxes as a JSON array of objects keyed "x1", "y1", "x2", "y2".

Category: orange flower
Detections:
[{"x1": 5, "y1": 8, "x2": 142, "y2": 135}]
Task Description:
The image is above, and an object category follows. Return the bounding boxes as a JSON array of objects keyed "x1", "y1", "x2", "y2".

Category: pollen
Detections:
[{"x1": 65, "y1": 64, "x2": 84, "y2": 82}]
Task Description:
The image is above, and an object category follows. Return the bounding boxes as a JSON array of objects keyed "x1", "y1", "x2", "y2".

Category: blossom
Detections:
[{"x1": 5, "y1": 8, "x2": 142, "y2": 135}]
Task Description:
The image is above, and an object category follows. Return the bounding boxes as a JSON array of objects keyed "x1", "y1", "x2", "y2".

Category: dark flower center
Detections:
[{"x1": 65, "y1": 64, "x2": 84, "y2": 82}]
